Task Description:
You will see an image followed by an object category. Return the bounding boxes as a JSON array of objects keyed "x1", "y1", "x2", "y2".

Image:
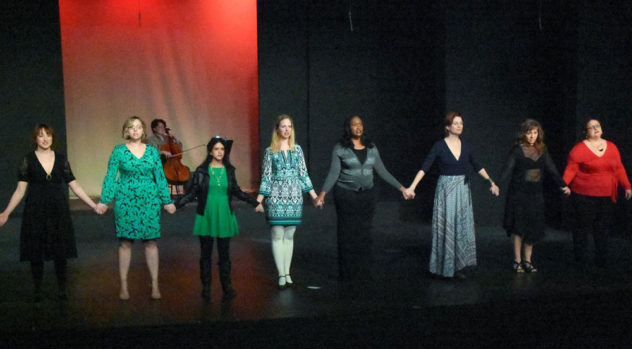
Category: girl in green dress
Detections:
[
  {"x1": 177, "y1": 137, "x2": 263, "y2": 302},
  {"x1": 96, "y1": 116, "x2": 176, "y2": 300}
]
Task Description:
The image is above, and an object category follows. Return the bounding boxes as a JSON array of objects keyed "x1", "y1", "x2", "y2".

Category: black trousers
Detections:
[
  {"x1": 333, "y1": 186, "x2": 376, "y2": 281},
  {"x1": 571, "y1": 193, "x2": 615, "y2": 266}
]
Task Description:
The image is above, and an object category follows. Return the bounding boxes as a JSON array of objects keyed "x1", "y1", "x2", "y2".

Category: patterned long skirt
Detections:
[{"x1": 429, "y1": 175, "x2": 477, "y2": 277}]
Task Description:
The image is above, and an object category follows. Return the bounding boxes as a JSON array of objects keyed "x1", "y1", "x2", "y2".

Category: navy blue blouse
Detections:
[{"x1": 421, "y1": 139, "x2": 484, "y2": 178}]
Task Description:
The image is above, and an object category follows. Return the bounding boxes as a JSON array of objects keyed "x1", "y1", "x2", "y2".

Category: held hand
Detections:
[
  {"x1": 490, "y1": 183, "x2": 500, "y2": 196},
  {"x1": 255, "y1": 203, "x2": 264, "y2": 213},
  {"x1": 404, "y1": 187, "x2": 416, "y2": 200},
  {"x1": 626, "y1": 189, "x2": 632, "y2": 200},
  {"x1": 95, "y1": 203, "x2": 108, "y2": 215},
  {"x1": 164, "y1": 203, "x2": 176, "y2": 214},
  {"x1": 312, "y1": 197, "x2": 324, "y2": 209},
  {"x1": 0, "y1": 212, "x2": 8, "y2": 227},
  {"x1": 561, "y1": 186, "x2": 571, "y2": 196}
]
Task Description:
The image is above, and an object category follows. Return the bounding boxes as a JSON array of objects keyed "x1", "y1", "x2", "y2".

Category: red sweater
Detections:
[{"x1": 563, "y1": 141, "x2": 631, "y2": 202}]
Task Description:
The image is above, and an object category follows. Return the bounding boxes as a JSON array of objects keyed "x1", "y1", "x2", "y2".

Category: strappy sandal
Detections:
[
  {"x1": 513, "y1": 260, "x2": 524, "y2": 273},
  {"x1": 522, "y1": 261, "x2": 537, "y2": 273}
]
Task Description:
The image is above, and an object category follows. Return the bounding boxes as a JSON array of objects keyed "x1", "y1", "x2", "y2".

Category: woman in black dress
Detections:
[
  {"x1": 0, "y1": 124, "x2": 98, "y2": 301},
  {"x1": 498, "y1": 119, "x2": 570, "y2": 273}
]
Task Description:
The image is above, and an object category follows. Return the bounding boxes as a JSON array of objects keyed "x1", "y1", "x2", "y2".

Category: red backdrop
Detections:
[{"x1": 59, "y1": 0, "x2": 259, "y2": 195}]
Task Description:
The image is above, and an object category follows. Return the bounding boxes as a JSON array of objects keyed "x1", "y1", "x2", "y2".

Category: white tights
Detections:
[{"x1": 271, "y1": 225, "x2": 296, "y2": 285}]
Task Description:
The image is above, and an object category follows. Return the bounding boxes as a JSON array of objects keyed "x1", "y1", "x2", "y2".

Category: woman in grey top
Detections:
[{"x1": 316, "y1": 115, "x2": 411, "y2": 281}]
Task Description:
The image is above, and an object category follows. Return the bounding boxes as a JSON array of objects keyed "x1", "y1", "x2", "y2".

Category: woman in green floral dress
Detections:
[
  {"x1": 96, "y1": 116, "x2": 176, "y2": 300},
  {"x1": 177, "y1": 137, "x2": 263, "y2": 302},
  {"x1": 257, "y1": 115, "x2": 322, "y2": 289}
]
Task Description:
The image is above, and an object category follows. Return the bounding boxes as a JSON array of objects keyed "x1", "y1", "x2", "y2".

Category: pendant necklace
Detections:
[{"x1": 211, "y1": 167, "x2": 223, "y2": 187}]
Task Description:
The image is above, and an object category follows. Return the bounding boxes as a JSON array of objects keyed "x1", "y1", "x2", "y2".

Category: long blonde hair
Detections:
[{"x1": 269, "y1": 114, "x2": 296, "y2": 153}]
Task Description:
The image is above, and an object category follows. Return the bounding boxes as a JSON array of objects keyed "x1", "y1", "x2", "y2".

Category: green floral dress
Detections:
[
  {"x1": 193, "y1": 167, "x2": 239, "y2": 238},
  {"x1": 100, "y1": 144, "x2": 172, "y2": 239}
]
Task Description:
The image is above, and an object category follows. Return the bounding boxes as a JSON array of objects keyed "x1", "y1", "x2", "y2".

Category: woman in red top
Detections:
[{"x1": 563, "y1": 118, "x2": 632, "y2": 268}]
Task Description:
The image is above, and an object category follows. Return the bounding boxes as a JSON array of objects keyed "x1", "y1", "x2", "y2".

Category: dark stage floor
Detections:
[{"x1": 1, "y1": 201, "x2": 632, "y2": 347}]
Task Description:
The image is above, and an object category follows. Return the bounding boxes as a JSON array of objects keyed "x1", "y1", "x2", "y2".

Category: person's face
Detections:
[
  {"x1": 525, "y1": 127, "x2": 538, "y2": 145},
  {"x1": 277, "y1": 118, "x2": 292, "y2": 140},
  {"x1": 585, "y1": 120, "x2": 602, "y2": 139},
  {"x1": 36, "y1": 129, "x2": 53, "y2": 150},
  {"x1": 127, "y1": 120, "x2": 144, "y2": 141},
  {"x1": 210, "y1": 142, "x2": 225, "y2": 163},
  {"x1": 350, "y1": 116, "x2": 364, "y2": 138},
  {"x1": 153, "y1": 122, "x2": 167, "y2": 136},
  {"x1": 446, "y1": 116, "x2": 463, "y2": 136}
]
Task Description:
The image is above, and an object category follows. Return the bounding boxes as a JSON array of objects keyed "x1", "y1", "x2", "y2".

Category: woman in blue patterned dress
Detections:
[
  {"x1": 96, "y1": 116, "x2": 176, "y2": 300},
  {"x1": 257, "y1": 114, "x2": 322, "y2": 289},
  {"x1": 406, "y1": 112, "x2": 499, "y2": 279}
]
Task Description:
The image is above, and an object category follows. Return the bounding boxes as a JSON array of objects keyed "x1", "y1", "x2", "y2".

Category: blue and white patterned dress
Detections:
[{"x1": 258, "y1": 145, "x2": 314, "y2": 225}]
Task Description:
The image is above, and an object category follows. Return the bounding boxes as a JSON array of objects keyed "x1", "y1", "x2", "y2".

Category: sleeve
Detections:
[
  {"x1": 61, "y1": 154, "x2": 76, "y2": 184},
  {"x1": 100, "y1": 147, "x2": 120, "y2": 204},
  {"x1": 150, "y1": 147, "x2": 172, "y2": 205},
  {"x1": 230, "y1": 168, "x2": 260, "y2": 207},
  {"x1": 420, "y1": 142, "x2": 439, "y2": 173},
  {"x1": 320, "y1": 145, "x2": 342, "y2": 193},
  {"x1": 543, "y1": 151, "x2": 567, "y2": 187},
  {"x1": 372, "y1": 147, "x2": 403, "y2": 189},
  {"x1": 562, "y1": 144, "x2": 580, "y2": 185},
  {"x1": 258, "y1": 148, "x2": 272, "y2": 197},
  {"x1": 467, "y1": 142, "x2": 484, "y2": 173},
  {"x1": 17, "y1": 156, "x2": 29, "y2": 182},
  {"x1": 497, "y1": 147, "x2": 518, "y2": 185},
  {"x1": 296, "y1": 145, "x2": 314, "y2": 192},
  {"x1": 176, "y1": 169, "x2": 201, "y2": 208},
  {"x1": 611, "y1": 144, "x2": 631, "y2": 190}
]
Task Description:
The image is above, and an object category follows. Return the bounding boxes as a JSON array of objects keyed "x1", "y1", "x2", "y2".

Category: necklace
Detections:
[{"x1": 210, "y1": 167, "x2": 223, "y2": 187}]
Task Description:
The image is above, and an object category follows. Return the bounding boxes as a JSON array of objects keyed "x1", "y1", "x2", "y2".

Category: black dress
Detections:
[
  {"x1": 499, "y1": 145, "x2": 566, "y2": 244},
  {"x1": 18, "y1": 151, "x2": 77, "y2": 262}
]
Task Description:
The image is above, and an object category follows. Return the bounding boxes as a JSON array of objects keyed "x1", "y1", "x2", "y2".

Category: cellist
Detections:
[
  {"x1": 147, "y1": 118, "x2": 190, "y2": 195},
  {"x1": 147, "y1": 118, "x2": 182, "y2": 159}
]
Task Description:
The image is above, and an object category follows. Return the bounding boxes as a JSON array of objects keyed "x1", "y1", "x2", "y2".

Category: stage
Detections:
[{"x1": 1, "y1": 200, "x2": 632, "y2": 347}]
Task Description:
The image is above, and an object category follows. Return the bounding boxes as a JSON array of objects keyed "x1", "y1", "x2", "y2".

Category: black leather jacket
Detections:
[{"x1": 176, "y1": 164, "x2": 259, "y2": 215}]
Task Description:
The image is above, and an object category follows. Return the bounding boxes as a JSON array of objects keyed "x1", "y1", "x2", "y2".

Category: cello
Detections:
[{"x1": 161, "y1": 128, "x2": 190, "y2": 185}]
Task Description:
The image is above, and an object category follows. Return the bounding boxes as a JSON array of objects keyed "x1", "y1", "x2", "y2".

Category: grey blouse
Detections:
[{"x1": 321, "y1": 143, "x2": 402, "y2": 193}]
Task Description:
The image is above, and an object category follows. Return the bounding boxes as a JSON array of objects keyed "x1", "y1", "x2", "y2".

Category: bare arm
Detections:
[
  {"x1": 0, "y1": 181, "x2": 28, "y2": 227},
  {"x1": 408, "y1": 170, "x2": 426, "y2": 192},
  {"x1": 68, "y1": 180, "x2": 97, "y2": 210}
]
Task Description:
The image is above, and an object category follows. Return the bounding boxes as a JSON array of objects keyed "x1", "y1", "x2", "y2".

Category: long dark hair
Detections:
[
  {"x1": 339, "y1": 115, "x2": 374, "y2": 149},
  {"x1": 199, "y1": 136, "x2": 234, "y2": 170}
]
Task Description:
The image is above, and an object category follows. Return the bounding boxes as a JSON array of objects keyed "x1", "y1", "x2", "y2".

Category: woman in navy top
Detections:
[{"x1": 405, "y1": 112, "x2": 499, "y2": 278}]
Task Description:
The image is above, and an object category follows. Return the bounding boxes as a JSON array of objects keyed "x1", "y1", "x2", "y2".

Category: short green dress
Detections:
[{"x1": 193, "y1": 167, "x2": 239, "y2": 237}]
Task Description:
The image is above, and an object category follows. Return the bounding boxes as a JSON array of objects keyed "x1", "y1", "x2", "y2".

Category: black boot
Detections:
[
  {"x1": 200, "y1": 259, "x2": 212, "y2": 301},
  {"x1": 219, "y1": 261, "x2": 236, "y2": 302}
]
